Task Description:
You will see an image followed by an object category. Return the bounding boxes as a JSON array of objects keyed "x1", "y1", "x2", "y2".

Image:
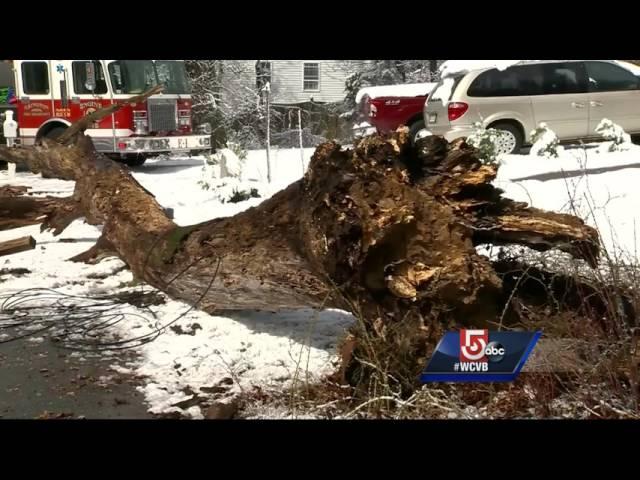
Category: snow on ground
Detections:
[
  {"x1": 3, "y1": 140, "x2": 640, "y2": 417},
  {"x1": 131, "y1": 306, "x2": 352, "y2": 418},
  {"x1": 242, "y1": 147, "x2": 315, "y2": 187},
  {"x1": 355, "y1": 83, "x2": 436, "y2": 104},
  {"x1": 497, "y1": 143, "x2": 640, "y2": 261},
  {"x1": 138, "y1": 148, "x2": 315, "y2": 225},
  {"x1": 0, "y1": 147, "x2": 354, "y2": 419}
]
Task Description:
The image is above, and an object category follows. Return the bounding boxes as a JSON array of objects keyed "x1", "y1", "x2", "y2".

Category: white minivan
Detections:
[{"x1": 424, "y1": 60, "x2": 640, "y2": 154}]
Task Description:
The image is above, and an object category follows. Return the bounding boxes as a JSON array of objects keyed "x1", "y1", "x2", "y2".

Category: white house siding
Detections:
[
  {"x1": 220, "y1": 60, "x2": 367, "y2": 107},
  {"x1": 269, "y1": 60, "x2": 358, "y2": 105}
]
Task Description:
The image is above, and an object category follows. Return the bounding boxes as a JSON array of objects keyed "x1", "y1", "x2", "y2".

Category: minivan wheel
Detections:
[
  {"x1": 409, "y1": 120, "x2": 426, "y2": 145},
  {"x1": 491, "y1": 122, "x2": 523, "y2": 155}
]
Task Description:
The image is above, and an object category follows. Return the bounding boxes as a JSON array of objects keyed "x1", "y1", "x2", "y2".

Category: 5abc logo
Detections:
[{"x1": 459, "y1": 329, "x2": 505, "y2": 363}]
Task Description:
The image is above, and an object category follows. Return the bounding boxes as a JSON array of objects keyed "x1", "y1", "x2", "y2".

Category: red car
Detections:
[{"x1": 353, "y1": 82, "x2": 436, "y2": 142}]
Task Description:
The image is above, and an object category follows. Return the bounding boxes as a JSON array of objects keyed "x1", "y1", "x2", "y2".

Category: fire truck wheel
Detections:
[
  {"x1": 44, "y1": 126, "x2": 67, "y2": 140},
  {"x1": 122, "y1": 155, "x2": 147, "y2": 167}
]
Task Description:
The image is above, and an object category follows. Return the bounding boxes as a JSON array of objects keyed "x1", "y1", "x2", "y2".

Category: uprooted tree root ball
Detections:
[{"x1": 0, "y1": 95, "x2": 607, "y2": 394}]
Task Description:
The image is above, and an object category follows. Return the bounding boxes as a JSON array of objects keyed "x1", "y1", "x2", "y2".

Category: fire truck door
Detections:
[
  {"x1": 15, "y1": 61, "x2": 56, "y2": 138},
  {"x1": 67, "y1": 60, "x2": 112, "y2": 130}
]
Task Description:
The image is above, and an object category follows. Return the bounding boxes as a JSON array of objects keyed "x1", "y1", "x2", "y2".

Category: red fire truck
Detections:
[{"x1": 1, "y1": 60, "x2": 211, "y2": 166}]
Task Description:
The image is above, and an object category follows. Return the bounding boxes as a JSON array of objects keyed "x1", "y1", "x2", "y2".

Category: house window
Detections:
[
  {"x1": 21, "y1": 62, "x2": 50, "y2": 95},
  {"x1": 256, "y1": 61, "x2": 271, "y2": 90},
  {"x1": 303, "y1": 63, "x2": 319, "y2": 91}
]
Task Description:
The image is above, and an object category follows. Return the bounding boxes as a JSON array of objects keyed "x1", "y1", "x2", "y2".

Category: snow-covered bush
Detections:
[
  {"x1": 228, "y1": 186, "x2": 261, "y2": 203},
  {"x1": 595, "y1": 119, "x2": 632, "y2": 152},
  {"x1": 199, "y1": 151, "x2": 219, "y2": 190},
  {"x1": 199, "y1": 177, "x2": 263, "y2": 204},
  {"x1": 186, "y1": 60, "x2": 272, "y2": 150},
  {"x1": 227, "y1": 142, "x2": 248, "y2": 162},
  {"x1": 530, "y1": 122, "x2": 563, "y2": 158},
  {"x1": 199, "y1": 147, "x2": 247, "y2": 192},
  {"x1": 198, "y1": 145, "x2": 260, "y2": 203},
  {"x1": 218, "y1": 148, "x2": 244, "y2": 178},
  {"x1": 466, "y1": 122, "x2": 502, "y2": 165}
]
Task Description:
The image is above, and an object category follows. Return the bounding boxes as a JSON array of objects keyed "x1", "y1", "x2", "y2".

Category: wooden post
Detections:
[
  {"x1": 265, "y1": 82, "x2": 272, "y2": 184},
  {"x1": 0, "y1": 236, "x2": 36, "y2": 257},
  {"x1": 298, "y1": 107, "x2": 305, "y2": 174}
]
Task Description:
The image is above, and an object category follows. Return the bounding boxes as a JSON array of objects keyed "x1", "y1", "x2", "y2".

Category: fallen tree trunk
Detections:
[
  {"x1": 0, "y1": 96, "x2": 601, "y2": 388},
  {"x1": 0, "y1": 236, "x2": 36, "y2": 257},
  {"x1": 0, "y1": 193, "x2": 71, "y2": 231},
  {"x1": 0, "y1": 133, "x2": 599, "y2": 311}
]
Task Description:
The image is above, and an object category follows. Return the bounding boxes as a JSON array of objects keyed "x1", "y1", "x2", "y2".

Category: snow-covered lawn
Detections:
[
  {"x1": 2, "y1": 141, "x2": 640, "y2": 418},
  {"x1": 497, "y1": 143, "x2": 640, "y2": 261},
  {"x1": 137, "y1": 147, "x2": 316, "y2": 225},
  {"x1": 0, "y1": 147, "x2": 353, "y2": 419}
]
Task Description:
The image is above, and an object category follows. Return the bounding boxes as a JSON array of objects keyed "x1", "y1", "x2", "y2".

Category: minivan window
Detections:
[
  {"x1": 585, "y1": 61, "x2": 640, "y2": 92},
  {"x1": 541, "y1": 62, "x2": 588, "y2": 95},
  {"x1": 467, "y1": 65, "x2": 544, "y2": 97}
]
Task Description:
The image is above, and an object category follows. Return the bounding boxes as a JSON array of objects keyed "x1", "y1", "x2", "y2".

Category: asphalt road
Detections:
[{"x1": 0, "y1": 336, "x2": 152, "y2": 419}]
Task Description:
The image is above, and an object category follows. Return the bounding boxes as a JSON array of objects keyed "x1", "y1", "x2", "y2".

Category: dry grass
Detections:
[
  {"x1": 253, "y1": 266, "x2": 639, "y2": 419},
  {"x1": 250, "y1": 172, "x2": 640, "y2": 420}
]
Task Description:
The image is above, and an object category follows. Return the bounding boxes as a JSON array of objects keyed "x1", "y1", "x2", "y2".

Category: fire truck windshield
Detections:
[{"x1": 108, "y1": 60, "x2": 191, "y2": 95}]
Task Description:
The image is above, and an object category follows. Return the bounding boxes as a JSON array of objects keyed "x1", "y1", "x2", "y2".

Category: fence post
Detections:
[
  {"x1": 264, "y1": 82, "x2": 272, "y2": 184},
  {"x1": 298, "y1": 107, "x2": 305, "y2": 174}
]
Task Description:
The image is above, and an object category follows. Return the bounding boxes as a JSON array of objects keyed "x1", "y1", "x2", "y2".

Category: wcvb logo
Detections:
[
  {"x1": 422, "y1": 329, "x2": 540, "y2": 383},
  {"x1": 459, "y1": 329, "x2": 489, "y2": 362}
]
